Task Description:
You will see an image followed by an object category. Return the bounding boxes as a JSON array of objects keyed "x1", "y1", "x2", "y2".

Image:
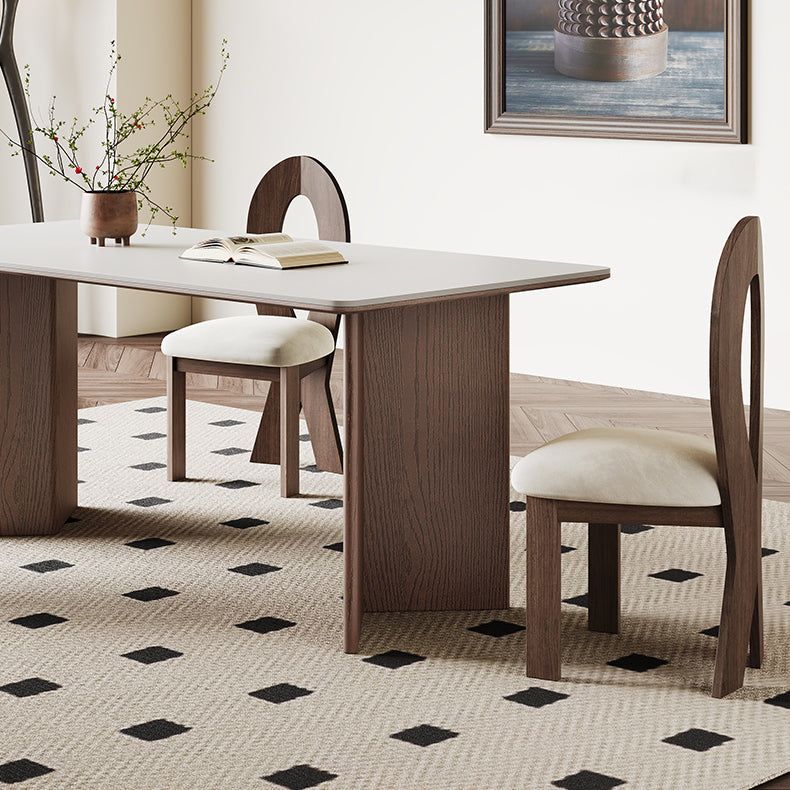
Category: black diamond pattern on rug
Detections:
[
  {"x1": 125, "y1": 538, "x2": 176, "y2": 551},
  {"x1": 77, "y1": 446, "x2": 89, "y2": 452},
  {"x1": 563, "y1": 593, "x2": 589, "y2": 609},
  {"x1": 323, "y1": 542, "x2": 343, "y2": 552},
  {"x1": 468, "y1": 620, "x2": 526, "y2": 637},
  {"x1": 121, "y1": 646, "x2": 183, "y2": 665},
  {"x1": 127, "y1": 497, "x2": 172, "y2": 508},
  {"x1": 505, "y1": 687, "x2": 570, "y2": 708},
  {"x1": 263, "y1": 764, "x2": 337, "y2": 789},
  {"x1": 607, "y1": 653, "x2": 668, "y2": 673},
  {"x1": 20, "y1": 559, "x2": 73, "y2": 573},
  {"x1": 301, "y1": 464, "x2": 321, "y2": 473},
  {"x1": 662, "y1": 728, "x2": 733, "y2": 752},
  {"x1": 120, "y1": 719, "x2": 191, "y2": 741},
  {"x1": 649, "y1": 568, "x2": 703, "y2": 583},
  {"x1": 362, "y1": 650, "x2": 426, "y2": 670},
  {"x1": 9, "y1": 613, "x2": 68, "y2": 629},
  {"x1": 236, "y1": 616, "x2": 296, "y2": 635},
  {"x1": 216, "y1": 479, "x2": 259, "y2": 490},
  {"x1": 229, "y1": 562, "x2": 281, "y2": 576},
  {"x1": 0, "y1": 759, "x2": 54, "y2": 784},
  {"x1": 765, "y1": 691, "x2": 790, "y2": 709},
  {"x1": 130, "y1": 461, "x2": 166, "y2": 471},
  {"x1": 0, "y1": 677, "x2": 61, "y2": 698},
  {"x1": 122, "y1": 586, "x2": 180, "y2": 602},
  {"x1": 211, "y1": 447, "x2": 249, "y2": 456},
  {"x1": 221, "y1": 517, "x2": 269, "y2": 530},
  {"x1": 561, "y1": 545, "x2": 576, "y2": 554},
  {"x1": 762, "y1": 547, "x2": 779, "y2": 557},
  {"x1": 510, "y1": 500, "x2": 526, "y2": 512},
  {"x1": 132, "y1": 432, "x2": 166, "y2": 440},
  {"x1": 310, "y1": 499, "x2": 343, "y2": 510},
  {"x1": 299, "y1": 433, "x2": 310, "y2": 441},
  {"x1": 210, "y1": 419, "x2": 245, "y2": 427},
  {"x1": 700, "y1": 625, "x2": 720, "y2": 638},
  {"x1": 250, "y1": 683, "x2": 314, "y2": 704},
  {"x1": 552, "y1": 769, "x2": 626, "y2": 789},
  {"x1": 136, "y1": 406, "x2": 167, "y2": 413},
  {"x1": 77, "y1": 418, "x2": 95, "y2": 425},
  {"x1": 620, "y1": 524, "x2": 654, "y2": 534},
  {"x1": 390, "y1": 724, "x2": 459, "y2": 747}
]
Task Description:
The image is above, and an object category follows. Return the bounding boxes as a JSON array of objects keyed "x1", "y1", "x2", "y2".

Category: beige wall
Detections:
[
  {"x1": 0, "y1": 0, "x2": 193, "y2": 336},
  {"x1": 2, "y1": 3, "x2": 788, "y2": 406},
  {"x1": 79, "y1": 0, "x2": 193, "y2": 337},
  {"x1": 188, "y1": 0, "x2": 790, "y2": 409}
]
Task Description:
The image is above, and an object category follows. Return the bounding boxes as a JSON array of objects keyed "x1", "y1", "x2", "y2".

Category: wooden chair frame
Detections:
[
  {"x1": 245, "y1": 155, "x2": 349, "y2": 476},
  {"x1": 524, "y1": 216, "x2": 764, "y2": 698},
  {"x1": 166, "y1": 156, "x2": 350, "y2": 496}
]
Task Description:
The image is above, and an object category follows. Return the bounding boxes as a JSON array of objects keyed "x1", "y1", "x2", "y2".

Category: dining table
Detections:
[{"x1": 0, "y1": 220, "x2": 610, "y2": 651}]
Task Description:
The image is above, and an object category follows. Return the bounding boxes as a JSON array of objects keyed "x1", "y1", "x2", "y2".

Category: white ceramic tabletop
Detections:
[{"x1": 0, "y1": 221, "x2": 609, "y2": 311}]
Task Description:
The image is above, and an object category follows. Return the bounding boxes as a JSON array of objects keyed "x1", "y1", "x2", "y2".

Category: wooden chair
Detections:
[
  {"x1": 511, "y1": 216, "x2": 763, "y2": 698},
  {"x1": 162, "y1": 156, "x2": 349, "y2": 496}
]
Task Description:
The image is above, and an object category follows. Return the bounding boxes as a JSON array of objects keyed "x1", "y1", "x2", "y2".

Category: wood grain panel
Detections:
[
  {"x1": 83, "y1": 341, "x2": 123, "y2": 372},
  {"x1": 344, "y1": 294, "x2": 510, "y2": 620},
  {"x1": 0, "y1": 274, "x2": 76, "y2": 535},
  {"x1": 115, "y1": 346, "x2": 155, "y2": 378},
  {"x1": 525, "y1": 495, "x2": 561, "y2": 680}
]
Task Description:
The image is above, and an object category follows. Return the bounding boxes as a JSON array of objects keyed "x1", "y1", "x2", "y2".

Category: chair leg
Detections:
[
  {"x1": 748, "y1": 560, "x2": 764, "y2": 669},
  {"x1": 166, "y1": 356, "x2": 186, "y2": 481},
  {"x1": 712, "y1": 510, "x2": 761, "y2": 698},
  {"x1": 301, "y1": 357, "x2": 343, "y2": 474},
  {"x1": 588, "y1": 523, "x2": 621, "y2": 634},
  {"x1": 525, "y1": 496, "x2": 562, "y2": 681},
  {"x1": 250, "y1": 382, "x2": 280, "y2": 465},
  {"x1": 280, "y1": 367, "x2": 300, "y2": 497}
]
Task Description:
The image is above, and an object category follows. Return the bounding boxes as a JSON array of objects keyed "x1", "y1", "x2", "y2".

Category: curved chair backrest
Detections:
[
  {"x1": 709, "y1": 216, "x2": 763, "y2": 517},
  {"x1": 246, "y1": 156, "x2": 351, "y2": 243}
]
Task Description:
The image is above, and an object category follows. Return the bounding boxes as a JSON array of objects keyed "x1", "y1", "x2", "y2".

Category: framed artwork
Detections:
[{"x1": 485, "y1": 0, "x2": 747, "y2": 143}]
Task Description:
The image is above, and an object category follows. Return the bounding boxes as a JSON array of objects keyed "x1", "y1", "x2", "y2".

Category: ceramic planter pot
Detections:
[
  {"x1": 554, "y1": 0, "x2": 668, "y2": 82},
  {"x1": 80, "y1": 190, "x2": 138, "y2": 246}
]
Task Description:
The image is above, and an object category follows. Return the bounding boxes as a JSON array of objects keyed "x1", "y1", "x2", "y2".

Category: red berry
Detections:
[
  {"x1": 54, "y1": 136, "x2": 58, "y2": 141},
  {"x1": 95, "y1": 165, "x2": 99, "y2": 170},
  {"x1": 75, "y1": 167, "x2": 82, "y2": 174}
]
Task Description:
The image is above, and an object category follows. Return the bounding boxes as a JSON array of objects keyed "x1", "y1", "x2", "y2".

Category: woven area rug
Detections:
[{"x1": 0, "y1": 397, "x2": 789, "y2": 790}]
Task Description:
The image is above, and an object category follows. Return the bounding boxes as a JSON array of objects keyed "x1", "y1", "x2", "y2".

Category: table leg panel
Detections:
[
  {"x1": 344, "y1": 294, "x2": 510, "y2": 628},
  {"x1": 0, "y1": 274, "x2": 76, "y2": 535}
]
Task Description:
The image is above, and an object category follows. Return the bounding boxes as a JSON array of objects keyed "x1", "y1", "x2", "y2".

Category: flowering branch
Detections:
[{"x1": 1, "y1": 39, "x2": 229, "y2": 230}]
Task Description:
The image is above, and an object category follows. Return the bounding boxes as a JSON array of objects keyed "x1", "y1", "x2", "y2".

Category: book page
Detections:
[
  {"x1": 234, "y1": 240, "x2": 346, "y2": 268},
  {"x1": 225, "y1": 233, "x2": 292, "y2": 246}
]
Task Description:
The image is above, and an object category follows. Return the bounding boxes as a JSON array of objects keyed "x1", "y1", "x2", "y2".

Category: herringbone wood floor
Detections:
[{"x1": 77, "y1": 333, "x2": 790, "y2": 790}]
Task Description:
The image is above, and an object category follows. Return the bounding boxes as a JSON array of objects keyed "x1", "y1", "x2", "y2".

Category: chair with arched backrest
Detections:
[
  {"x1": 244, "y1": 156, "x2": 349, "y2": 477},
  {"x1": 511, "y1": 216, "x2": 763, "y2": 698},
  {"x1": 161, "y1": 156, "x2": 349, "y2": 497}
]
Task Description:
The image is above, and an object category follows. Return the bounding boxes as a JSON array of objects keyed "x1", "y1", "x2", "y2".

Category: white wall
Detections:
[
  {"x1": 0, "y1": 0, "x2": 193, "y2": 337},
  {"x1": 191, "y1": 0, "x2": 790, "y2": 408},
  {"x1": 0, "y1": 0, "x2": 117, "y2": 223}
]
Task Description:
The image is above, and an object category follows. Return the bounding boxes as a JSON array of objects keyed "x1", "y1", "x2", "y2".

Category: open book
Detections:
[{"x1": 179, "y1": 233, "x2": 347, "y2": 269}]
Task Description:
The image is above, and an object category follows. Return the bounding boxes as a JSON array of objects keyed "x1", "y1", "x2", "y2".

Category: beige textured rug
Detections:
[{"x1": 0, "y1": 397, "x2": 788, "y2": 790}]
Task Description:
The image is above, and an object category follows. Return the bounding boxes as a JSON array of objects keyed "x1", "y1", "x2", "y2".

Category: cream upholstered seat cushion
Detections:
[
  {"x1": 511, "y1": 427, "x2": 721, "y2": 508},
  {"x1": 161, "y1": 315, "x2": 335, "y2": 368}
]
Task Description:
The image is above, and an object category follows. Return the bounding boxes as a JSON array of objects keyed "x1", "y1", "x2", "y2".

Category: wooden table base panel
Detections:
[
  {"x1": 344, "y1": 294, "x2": 511, "y2": 652},
  {"x1": 0, "y1": 274, "x2": 76, "y2": 535}
]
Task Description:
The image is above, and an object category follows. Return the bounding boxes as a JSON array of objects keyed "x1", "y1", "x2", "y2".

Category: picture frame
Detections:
[{"x1": 485, "y1": 0, "x2": 747, "y2": 143}]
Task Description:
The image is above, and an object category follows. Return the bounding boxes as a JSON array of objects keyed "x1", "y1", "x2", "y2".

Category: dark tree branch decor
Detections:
[
  {"x1": 0, "y1": 0, "x2": 43, "y2": 221},
  {"x1": 2, "y1": 39, "x2": 228, "y2": 241}
]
